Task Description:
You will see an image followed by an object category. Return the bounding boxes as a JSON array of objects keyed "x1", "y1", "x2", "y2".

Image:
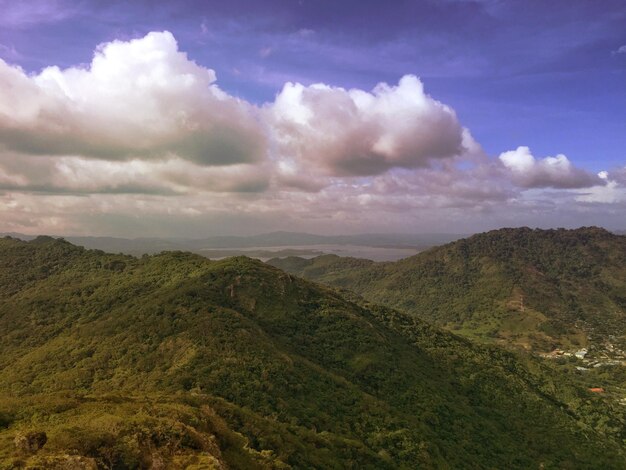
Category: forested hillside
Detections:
[
  {"x1": 269, "y1": 227, "x2": 626, "y2": 352},
  {"x1": 0, "y1": 236, "x2": 624, "y2": 468}
]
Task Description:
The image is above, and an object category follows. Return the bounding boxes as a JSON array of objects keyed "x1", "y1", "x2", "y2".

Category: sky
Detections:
[{"x1": 0, "y1": 0, "x2": 624, "y2": 237}]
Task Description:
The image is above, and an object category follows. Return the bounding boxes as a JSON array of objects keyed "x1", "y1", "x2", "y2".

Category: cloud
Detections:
[
  {"x1": 0, "y1": 30, "x2": 621, "y2": 236},
  {"x1": 499, "y1": 146, "x2": 604, "y2": 189},
  {"x1": 576, "y1": 180, "x2": 624, "y2": 204},
  {"x1": 267, "y1": 75, "x2": 465, "y2": 176},
  {"x1": 0, "y1": 43, "x2": 20, "y2": 60},
  {"x1": 0, "y1": 0, "x2": 75, "y2": 28},
  {"x1": 0, "y1": 31, "x2": 267, "y2": 166},
  {"x1": 0, "y1": 33, "x2": 474, "y2": 197},
  {"x1": 614, "y1": 45, "x2": 626, "y2": 55},
  {"x1": 609, "y1": 167, "x2": 626, "y2": 185},
  {"x1": 0, "y1": 154, "x2": 269, "y2": 195},
  {"x1": 574, "y1": 167, "x2": 626, "y2": 204},
  {"x1": 297, "y1": 29, "x2": 315, "y2": 37}
]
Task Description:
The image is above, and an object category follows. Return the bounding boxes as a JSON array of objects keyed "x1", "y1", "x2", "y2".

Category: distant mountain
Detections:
[
  {"x1": 1, "y1": 236, "x2": 624, "y2": 468},
  {"x1": 269, "y1": 227, "x2": 626, "y2": 352},
  {"x1": 186, "y1": 231, "x2": 466, "y2": 250},
  {"x1": 0, "y1": 231, "x2": 466, "y2": 259},
  {"x1": 0, "y1": 233, "x2": 184, "y2": 255}
]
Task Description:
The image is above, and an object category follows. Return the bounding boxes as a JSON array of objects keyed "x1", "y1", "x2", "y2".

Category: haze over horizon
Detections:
[{"x1": 0, "y1": 0, "x2": 625, "y2": 237}]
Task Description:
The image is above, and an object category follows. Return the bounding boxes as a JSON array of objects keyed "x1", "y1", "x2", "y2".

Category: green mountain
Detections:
[
  {"x1": 268, "y1": 227, "x2": 626, "y2": 352},
  {"x1": 1, "y1": 235, "x2": 625, "y2": 468}
]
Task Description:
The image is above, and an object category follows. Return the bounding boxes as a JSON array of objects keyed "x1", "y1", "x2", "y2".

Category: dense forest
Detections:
[
  {"x1": 1, "y1": 235, "x2": 625, "y2": 468},
  {"x1": 269, "y1": 227, "x2": 626, "y2": 352}
]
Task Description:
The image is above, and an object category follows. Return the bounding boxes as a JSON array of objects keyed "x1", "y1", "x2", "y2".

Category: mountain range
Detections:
[
  {"x1": 0, "y1": 232, "x2": 465, "y2": 258},
  {"x1": 1, "y1": 234, "x2": 625, "y2": 468},
  {"x1": 268, "y1": 227, "x2": 626, "y2": 353}
]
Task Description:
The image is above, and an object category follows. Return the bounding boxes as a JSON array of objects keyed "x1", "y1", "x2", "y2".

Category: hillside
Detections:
[
  {"x1": 1, "y1": 236, "x2": 625, "y2": 468},
  {"x1": 268, "y1": 227, "x2": 626, "y2": 352}
]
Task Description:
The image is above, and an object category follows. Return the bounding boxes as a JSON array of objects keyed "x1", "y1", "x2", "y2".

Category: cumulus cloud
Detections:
[
  {"x1": 498, "y1": 146, "x2": 604, "y2": 189},
  {"x1": 268, "y1": 75, "x2": 465, "y2": 176},
  {"x1": 0, "y1": 31, "x2": 266, "y2": 166},
  {"x1": 0, "y1": 30, "x2": 619, "y2": 236},
  {"x1": 576, "y1": 181, "x2": 624, "y2": 204},
  {"x1": 0, "y1": 33, "x2": 474, "y2": 196},
  {"x1": 574, "y1": 167, "x2": 626, "y2": 204}
]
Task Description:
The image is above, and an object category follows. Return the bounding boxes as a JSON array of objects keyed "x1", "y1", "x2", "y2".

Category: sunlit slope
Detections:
[{"x1": 269, "y1": 227, "x2": 626, "y2": 351}]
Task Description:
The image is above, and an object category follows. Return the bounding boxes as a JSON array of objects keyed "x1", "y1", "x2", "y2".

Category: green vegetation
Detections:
[
  {"x1": 1, "y1": 235, "x2": 625, "y2": 468},
  {"x1": 269, "y1": 227, "x2": 626, "y2": 351}
]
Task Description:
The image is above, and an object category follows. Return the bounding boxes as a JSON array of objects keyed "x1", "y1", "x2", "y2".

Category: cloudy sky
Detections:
[{"x1": 0, "y1": 0, "x2": 624, "y2": 237}]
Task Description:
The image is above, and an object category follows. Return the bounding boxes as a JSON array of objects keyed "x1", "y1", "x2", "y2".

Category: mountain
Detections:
[
  {"x1": 184, "y1": 231, "x2": 465, "y2": 250},
  {"x1": 0, "y1": 231, "x2": 465, "y2": 258},
  {"x1": 1, "y1": 235, "x2": 624, "y2": 468},
  {"x1": 268, "y1": 227, "x2": 626, "y2": 353}
]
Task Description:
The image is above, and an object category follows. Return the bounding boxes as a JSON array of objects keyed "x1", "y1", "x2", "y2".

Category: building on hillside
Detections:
[{"x1": 575, "y1": 348, "x2": 588, "y2": 359}]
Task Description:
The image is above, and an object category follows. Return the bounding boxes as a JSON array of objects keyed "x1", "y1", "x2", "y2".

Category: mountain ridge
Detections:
[
  {"x1": 0, "y1": 231, "x2": 466, "y2": 257},
  {"x1": 268, "y1": 226, "x2": 626, "y2": 352},
  {"x1": 1, "y1": 235, "x2": 624, "y2": 468}
]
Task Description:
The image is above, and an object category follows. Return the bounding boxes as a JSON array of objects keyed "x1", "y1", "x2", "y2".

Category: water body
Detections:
[{"x1": 200, "y1": 243, "x2": 421, "y2": 262}]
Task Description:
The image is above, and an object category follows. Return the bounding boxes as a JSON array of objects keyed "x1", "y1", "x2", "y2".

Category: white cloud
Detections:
[
  {"x1": 0, "y1": 31, "x2": 267, "y2": 166},
  {"x1": 0, "y1": 154, "x2": 269, "y2": 195},
  {"x1": 574, "y1": 167, "x2": 626, "y2": 204},
  {"x1": 609, "y1": 166, "x2": 626, "y2": 185},
  {"x1": 268, "y1": 75, "x2": 465, "y2": 176},
  {"x1": 0, "y1": 31, "x2": 621, "y2": 236},
  {"x1": 499, "y1": 146, "x2": 603, "y2": 189},
  {"x1": 0, "y1": 0, "x2": 74, "y2": 28},
  {"x1": 576, "y1": 180, "x2": 624, "y2": 204}
]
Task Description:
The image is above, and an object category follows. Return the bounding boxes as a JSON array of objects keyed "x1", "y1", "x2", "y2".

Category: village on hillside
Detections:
[{"x1": 539, "y1": 339, "x2": 626, "y2": 402}]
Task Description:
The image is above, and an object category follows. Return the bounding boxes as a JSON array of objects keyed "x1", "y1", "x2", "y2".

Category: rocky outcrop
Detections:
[{"x1": 14, "y1": 431, "x2": 47, "y2": 453}]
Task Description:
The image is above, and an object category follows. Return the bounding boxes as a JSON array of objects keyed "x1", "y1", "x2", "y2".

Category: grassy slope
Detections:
[
  {"x1": 269, "y1": 227, "x2": 626, "y2": 351},
  {"x1": 0, "y1": 236, "x2": 624, "y2": 468}
]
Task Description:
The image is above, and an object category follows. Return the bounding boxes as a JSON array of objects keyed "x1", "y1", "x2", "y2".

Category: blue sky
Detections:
[{"x1": 0, "y1": 0, "x2": 624, "y2": 236}]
